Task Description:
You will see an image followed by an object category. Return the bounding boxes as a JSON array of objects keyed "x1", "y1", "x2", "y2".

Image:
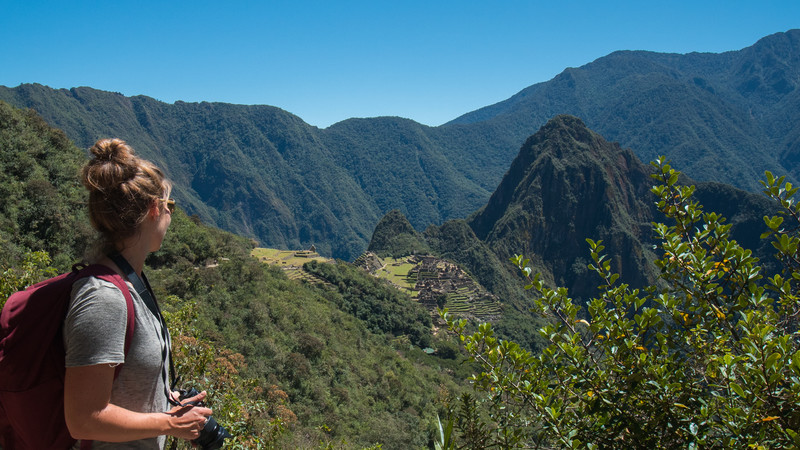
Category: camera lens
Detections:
[{"x1": 194, "y1": 416, "x2": 233, "y2": 450}]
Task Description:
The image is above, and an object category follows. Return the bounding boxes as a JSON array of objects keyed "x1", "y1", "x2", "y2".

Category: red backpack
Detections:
[{"x1": 0, "y1": 264, "x2": 135, "y2": 450}]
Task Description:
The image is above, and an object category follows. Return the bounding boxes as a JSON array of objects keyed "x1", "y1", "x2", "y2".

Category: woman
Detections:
[{"x1": 63, "y1": 138, "x2": 211, "y2": 448}]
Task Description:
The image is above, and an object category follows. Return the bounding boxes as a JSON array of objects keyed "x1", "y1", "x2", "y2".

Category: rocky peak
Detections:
[{"x1": 469, "y1": 115, "x2": 657, "y2": 299}]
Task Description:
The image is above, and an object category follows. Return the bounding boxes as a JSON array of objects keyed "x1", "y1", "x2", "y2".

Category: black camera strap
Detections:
[{"x1": 108, "y1": 252, "x2": 178, "y2": 405}]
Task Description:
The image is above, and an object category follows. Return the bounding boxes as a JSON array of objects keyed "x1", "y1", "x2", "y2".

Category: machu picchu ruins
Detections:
[{"x1": 354, "y1": 252, "x2": 501, "y2": 322}]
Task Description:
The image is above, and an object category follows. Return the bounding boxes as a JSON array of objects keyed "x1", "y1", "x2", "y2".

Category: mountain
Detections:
[
  {"x1": 1, "y1": 30, "x2": 797, "y2": 259},
  {"x1": 450, "y1": 29, "x2": 800, "y2": 192},
  {"x1": 371, "y1": 116, "x2": 779, "y2": 308},
  {"x1": 468, "y1": 115, "x2": 658, "y2": 299},
  {"x1": 0, "y1": 101, "x2": 95, "y2": 269},
  {"x1": 367, "y1": 209, "x2": 430, "y2": 256},
  {"x1": 0, "y1": 90, "x2": 379, "y2": 260}
]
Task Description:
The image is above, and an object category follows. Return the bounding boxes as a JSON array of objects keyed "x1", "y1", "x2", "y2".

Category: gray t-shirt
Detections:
[{"x1": 64, "y1": 276, "x2": 171, "y2": 449}]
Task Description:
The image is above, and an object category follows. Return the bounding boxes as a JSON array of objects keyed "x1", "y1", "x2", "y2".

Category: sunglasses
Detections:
[{"x1": 160, "y1": 198, "x2": 176, "y2": 214}]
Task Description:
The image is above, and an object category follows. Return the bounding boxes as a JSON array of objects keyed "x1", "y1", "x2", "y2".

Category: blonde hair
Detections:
[{"x1": 81, "y1": 138, "x2": 171, "y2": 253}]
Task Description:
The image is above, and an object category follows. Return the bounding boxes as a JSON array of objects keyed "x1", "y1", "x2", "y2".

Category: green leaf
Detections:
[
  {"x1": 668, "y1": 172, "x2": 679, "y2": 186},
  {"x1": 765, "y1": 352, "x2": 781, "y2": 371},
  {"x1": 730, "y1": 382, "x2": 747, "y2": 399},
  {"x1": 786, "y1": 428, "x2": 800, "y2": 445}
]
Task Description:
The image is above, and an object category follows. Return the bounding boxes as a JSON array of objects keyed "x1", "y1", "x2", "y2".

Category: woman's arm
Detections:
[{"x1": 64, "y1": 364, "x2": 213, "y2": 442}]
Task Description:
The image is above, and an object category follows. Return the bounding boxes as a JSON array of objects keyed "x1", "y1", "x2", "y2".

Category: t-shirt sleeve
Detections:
[{"x1": 64, "y1": 277, "x2": 128, "y2": 368}]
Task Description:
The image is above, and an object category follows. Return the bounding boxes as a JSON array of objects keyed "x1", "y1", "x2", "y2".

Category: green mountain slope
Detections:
[
  {"x1": 469, "y1": 115, "x2": 658, "y2": 300},
  {"x1": 323, "y1": 117, "x2": 489, "y2": 224},
  {"x1": 0, "y1": 101, "x2": 95, "y2": 269},
  {"x1": 468, "y1": 116, "x2": 778, "y2": 301},
  {"x1": 0, "y1": 86, "x2": 382, "y2": 260}
]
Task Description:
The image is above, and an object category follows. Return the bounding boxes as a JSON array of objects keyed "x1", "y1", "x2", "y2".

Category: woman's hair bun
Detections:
[
  {"x1": 82, "y1": 138, "x2": 141, "y2": 192},
  {"x1": 89, "y1": 138, "x2": 135, "y2": 163}
]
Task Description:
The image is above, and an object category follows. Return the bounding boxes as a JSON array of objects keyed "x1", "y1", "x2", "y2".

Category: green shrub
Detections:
[{"x1": 443, "y1": 159, "x2": 800, "y2": 448}]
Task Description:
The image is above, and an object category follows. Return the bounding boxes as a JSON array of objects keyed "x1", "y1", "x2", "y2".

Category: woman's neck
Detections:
[
  {"x1": 112, "y1": 237, "x2": 151, "y2": 276},
  {"x1": 118, "y1": 247, "x2": 148, "y2": 276}
]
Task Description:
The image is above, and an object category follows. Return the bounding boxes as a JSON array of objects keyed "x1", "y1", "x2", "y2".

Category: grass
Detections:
[
  {"x1": 373, "y1": 257, "x2": 418, "y2": 294},
  {"x1": 251, "y1": 247, "x2": 332, "y2": 284}
]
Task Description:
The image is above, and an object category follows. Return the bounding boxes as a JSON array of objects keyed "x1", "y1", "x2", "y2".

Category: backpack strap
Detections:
[
  {"x1": 94, "y1": 274, "x2": 135, "y2": 379},
  {"x1": 73, "y1": 264, "x2": 136, "y2": 379},
  {"x1": 72, "y1": 264, "x2": 136, "y2": 450}
]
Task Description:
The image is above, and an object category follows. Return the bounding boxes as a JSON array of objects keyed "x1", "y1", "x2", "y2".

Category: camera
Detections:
[{"x1": 178, "y1": 388, "x2": 233, "y2": 449}]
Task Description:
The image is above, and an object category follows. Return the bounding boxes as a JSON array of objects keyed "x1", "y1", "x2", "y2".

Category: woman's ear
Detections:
[{"x1": 148, "y1": 199, "x2": 162, "y2": 218}]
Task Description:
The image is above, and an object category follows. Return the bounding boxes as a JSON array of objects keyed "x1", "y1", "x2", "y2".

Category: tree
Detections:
[
  {"x1": 0, "y1": 250, "x2": 57, "y2": 308},
  {"x1": 442, "y1": 158, "x2": 800, "y2": 449}
]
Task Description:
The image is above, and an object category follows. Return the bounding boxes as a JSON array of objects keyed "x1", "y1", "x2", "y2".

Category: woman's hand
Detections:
[
  {"x1": 166, "y1": 390, "x2": 214, "y2": 440},
  {"x1": 65, "y1": 365, "x2": 213, "y2": 441}
]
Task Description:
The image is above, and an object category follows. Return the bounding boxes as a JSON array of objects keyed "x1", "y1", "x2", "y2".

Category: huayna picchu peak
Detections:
[{"x1": 468, "y1": 115, "x2": 657, "y2": 299}]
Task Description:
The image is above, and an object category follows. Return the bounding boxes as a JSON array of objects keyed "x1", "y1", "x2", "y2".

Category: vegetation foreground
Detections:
[{"x1": 441, "y1": 160, "x2": 800, "y2": 448}]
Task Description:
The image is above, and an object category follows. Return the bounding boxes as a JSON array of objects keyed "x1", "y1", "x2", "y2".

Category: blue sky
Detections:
[{"x1": 1, "y1": 1, "x2": 798, "y2": 128}]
